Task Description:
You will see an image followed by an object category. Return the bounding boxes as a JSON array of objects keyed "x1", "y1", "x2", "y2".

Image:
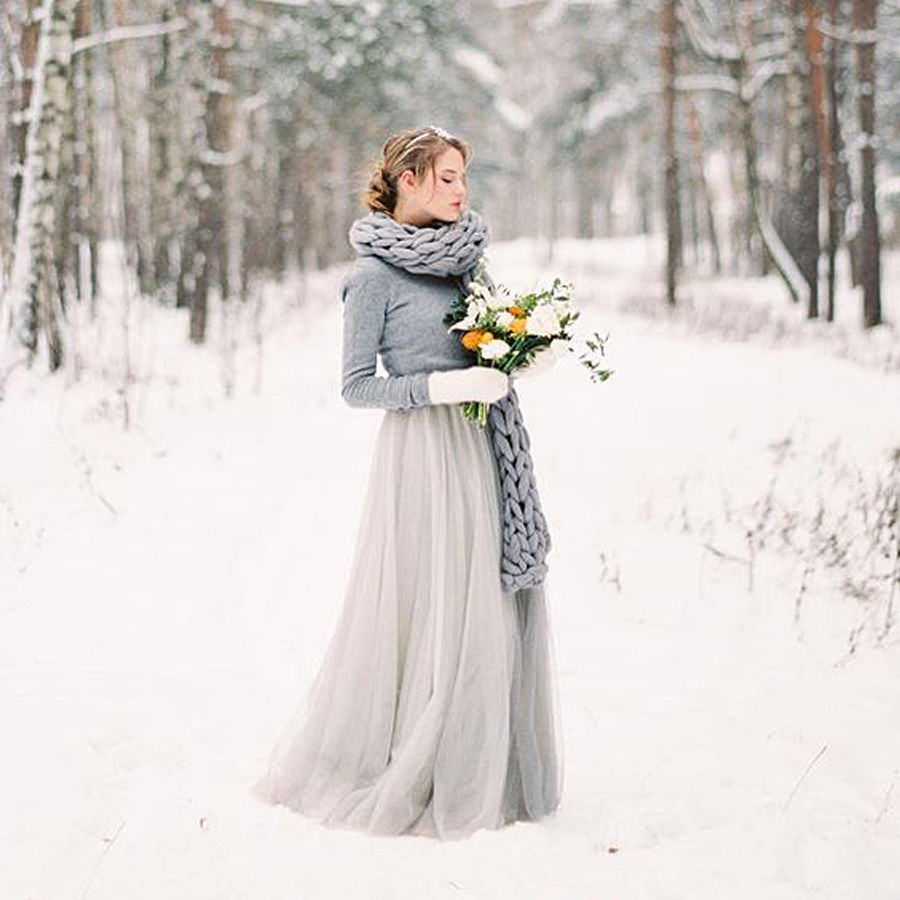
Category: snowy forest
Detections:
[
  {"x1": 3, "y1": 2, "x2": 900, "y2": 898},
  {"x1": 0, "y1": 0, "x2": 898, "y2": 374}
]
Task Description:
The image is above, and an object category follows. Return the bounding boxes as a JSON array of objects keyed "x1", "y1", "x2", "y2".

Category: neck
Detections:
[{"x1": 391, "y1": 202, "x2": 451, "y2": 228}]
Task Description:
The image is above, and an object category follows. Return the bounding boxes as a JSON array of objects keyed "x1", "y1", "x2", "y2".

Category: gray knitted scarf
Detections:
[{"x1": 348, "y1": 208, "x2": 551, "y2": 591}]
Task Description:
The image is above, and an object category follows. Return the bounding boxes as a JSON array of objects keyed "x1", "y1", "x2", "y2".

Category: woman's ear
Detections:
[{"x1": 396, "y1": 168, "x2": 417, "y2": 194}]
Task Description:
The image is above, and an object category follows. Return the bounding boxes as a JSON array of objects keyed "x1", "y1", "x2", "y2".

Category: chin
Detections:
[{"x1": 432, "y1": 209, "x2": 460, "y2": 224}]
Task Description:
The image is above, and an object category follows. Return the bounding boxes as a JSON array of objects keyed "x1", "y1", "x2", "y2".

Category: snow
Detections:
[
  {"x1": 2, "y1": 235, "x2": 899, "y2": 899},
  {"x1": 494, "y1": 95, "x2": 533, "y2": 132},
  {"x1": 452, "y1": 46, "x2": 502, "y2": 88}
]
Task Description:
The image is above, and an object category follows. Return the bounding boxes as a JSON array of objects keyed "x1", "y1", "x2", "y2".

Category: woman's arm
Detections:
[{"x1": 340, "y1": 264, "x2": 432, "y2": 410}]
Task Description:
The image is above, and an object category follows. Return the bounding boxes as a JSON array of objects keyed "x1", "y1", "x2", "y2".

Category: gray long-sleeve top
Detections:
[{"x1": 340, "y1": 255, "x2": 475, "y2": 410}]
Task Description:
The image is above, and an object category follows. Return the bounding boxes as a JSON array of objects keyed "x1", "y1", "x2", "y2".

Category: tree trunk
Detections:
[
  {"x1": 733, "y1": 51, "x2": 809, "y2": 307},
  {"x1": 778, "y1": 0, "x2": 820, "y2": 316},
  {"x1": 10, "y1": 0, "x2": 41, "y2": 229},
  {"x1": 105, "y1": 0, "x2": 152, "y2": 296},
  {"x1": 824, "y1": 0, "x2": 851, "y2": 322},
  {"x1": 73, "y1": 0, "x2": 99, "y2": 312},
  {"x1": 687, "y1": 99, "x2": 720, "y2": 274},
  {"x1": 662, "y1": 0, "x2": 681, "y2": 306},
  {"x1": 4, "y1": 0, "x2": 78, "y2": 369},
  {"x1": 852, "y1": 0, "x2": 882, "y2": 328},
  {"x1": 150, "y1": 0, "x2": 178, "y2": 304},
  {"x1": 53, "y1": 28, "x2": 77, "y2": 320},
  {"x1": 802, "y1": 0, "x2": 823, "y2": 318},
  {"x1": 190, "y1": 0, "x2": 234, "y2": 343}
]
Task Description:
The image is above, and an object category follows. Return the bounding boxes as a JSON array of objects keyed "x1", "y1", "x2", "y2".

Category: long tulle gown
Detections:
[{"x1": 251, "y1": 400, "x2": 563, "y2": 840}]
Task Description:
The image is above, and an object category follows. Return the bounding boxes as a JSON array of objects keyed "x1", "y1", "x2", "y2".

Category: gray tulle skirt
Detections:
[{"x1": 251, "y1": 402, "x2": 563, "y2": 840}]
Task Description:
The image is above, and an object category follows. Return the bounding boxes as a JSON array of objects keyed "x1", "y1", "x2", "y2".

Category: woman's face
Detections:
[{"x1": 398, "y1": 146, "x2": 467, "y2": 225}]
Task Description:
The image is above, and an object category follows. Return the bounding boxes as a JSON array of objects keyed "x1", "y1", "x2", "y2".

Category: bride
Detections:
[{"x1": 251, "y1": 125, "x2": 563, "y2": 840}]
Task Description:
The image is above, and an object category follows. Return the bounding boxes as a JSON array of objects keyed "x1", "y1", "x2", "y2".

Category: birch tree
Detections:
[{"x1": 4, "y1": 0, "x2": 78, "y2": 370}]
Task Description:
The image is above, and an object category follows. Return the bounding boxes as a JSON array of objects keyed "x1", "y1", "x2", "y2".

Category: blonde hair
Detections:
[{"x1": 361, "y1": 125, "x2": 472, "y2": 216}]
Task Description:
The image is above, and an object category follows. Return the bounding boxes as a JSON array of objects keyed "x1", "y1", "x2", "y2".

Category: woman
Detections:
[{"x1": 251, "y1": 125, "x2": 563, "y2": 841}]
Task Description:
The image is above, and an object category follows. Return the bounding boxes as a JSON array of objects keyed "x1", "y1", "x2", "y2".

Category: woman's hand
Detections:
[{"x1": 427, "y1": 366, "x2": 510, "y2": 404}]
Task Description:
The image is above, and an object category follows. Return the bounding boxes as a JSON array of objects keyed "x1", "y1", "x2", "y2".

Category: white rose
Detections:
[
  {"x1": 449, "y1": 312, "x2": 478, "y2": 332},
  {"x1": 495, "y1": 310, "x2": 515, "y2": 329},
  {"x1": 486, "y1": 290, "x2": 510, "y2": 310},
  {"x1": 525, "y1": 305, "x2": 561, "y2": 337},
  {"x1": 480, "y1": 339, "x2": 511, "y2": 360}
]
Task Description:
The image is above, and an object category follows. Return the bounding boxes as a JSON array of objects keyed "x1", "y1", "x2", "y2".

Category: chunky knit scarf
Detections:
[{"x1": 348, "y1": 209, "x2": 551, "y2": 591}]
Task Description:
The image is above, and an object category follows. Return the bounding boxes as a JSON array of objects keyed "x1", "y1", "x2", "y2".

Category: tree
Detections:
[
  {"x1": 663, "y1": 0, "x2": 682, "y2": 306},
  {"x1": 823, "y1": 0, "x2": 852, "y2": 322},
  {"x1": 852, "y1": 0, "x2": 882, "y2": 327},
  {"x1": 4, "y1": 0, "x2": 78, "y2": 371}
]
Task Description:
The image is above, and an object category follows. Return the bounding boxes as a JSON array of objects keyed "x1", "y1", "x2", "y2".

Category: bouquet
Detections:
[{"x1": 443, "y1": 258, "x2": 613, "y2": 426}]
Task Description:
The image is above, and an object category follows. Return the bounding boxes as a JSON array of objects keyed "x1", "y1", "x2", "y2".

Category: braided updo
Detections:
[{"x1": 361, "y1": 125, "x2": 472, "y2": 216}]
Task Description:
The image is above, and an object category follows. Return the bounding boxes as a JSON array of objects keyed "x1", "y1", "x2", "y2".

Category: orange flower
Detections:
[
  {"x1": 509, "y1": 317, "x2": 527, "y2": 334},
  {"x1": 462, "y1": 330, "x2": 484, "y2": 349},
  {"x1": 509, "y1": 306, "x2": 526, "y2": 317},
  {"x1": 478, "y1": 331, "x2": 494, "y2": 345}
]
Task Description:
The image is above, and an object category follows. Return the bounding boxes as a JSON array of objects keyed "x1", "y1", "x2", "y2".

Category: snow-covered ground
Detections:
[{"x1": 2, "y1": 236, "x2": 898, "y2": 899}]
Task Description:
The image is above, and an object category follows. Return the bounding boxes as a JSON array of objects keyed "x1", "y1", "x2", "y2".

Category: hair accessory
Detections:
[
  {"x1": 425, "y1": 125, "x2": 455, "y2": 140},
  {"x1": 403, "y1": 125, "x2": 457, "y2": 152}
]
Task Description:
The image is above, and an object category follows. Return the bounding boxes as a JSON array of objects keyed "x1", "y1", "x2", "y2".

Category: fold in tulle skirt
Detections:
[{"x1": 251, "y1": 402, "x2": 563, "y2": 840}]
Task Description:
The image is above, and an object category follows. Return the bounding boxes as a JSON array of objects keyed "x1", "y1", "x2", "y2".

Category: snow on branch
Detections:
[
  {"x1": 742, "y1": 58, "x2": 789, "y2": 103},
  {"x1": 452, "y1": 45, "x2": 502, "y2": 88},
  {"x1": 674, "y1": 73, "x2": 739, "y2": 96},
  {"x1": 451, "y1": 45, "x2": 532, "y2": 131},
  {"x1": 585, "y1": 81, "x2": 656, "y2": 132},
  {"x1": 816, "y1": 19, "x2": 878, "y2": 45},
  {"x1": 679, "y1": 0, "x2": 740, "y2": 63},
  {"x1": 748, "y1": 36, "x2": 790, "y2": 64},
  {"x1": 245, "y1": 0, "x2": 311, "y2": 7},
  {"x1": 199, "y1": 147, "x2": 247, "y2": 167},
  {"x1": 72, "y1": 17, "x2": 188, "y2": 56},
  {"x1": 494, "y1": 96, "x2": 532, "y2": 131},
  {"x1": 758, "y1": 213, "x2": 809, "y2": 307}
]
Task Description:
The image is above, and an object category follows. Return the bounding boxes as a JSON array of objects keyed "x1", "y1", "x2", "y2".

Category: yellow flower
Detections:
[
  {"x1": 509, "y1": 318, "x2": 527, "y2": 334},
  {"x1": 462, "y1": 330, "x2": 484, "y2": 350}
]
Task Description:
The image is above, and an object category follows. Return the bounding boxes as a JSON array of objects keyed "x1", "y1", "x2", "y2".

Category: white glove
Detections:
[
  {"x1": 427, "y1": 366, "x2": 510, "y2": 404},
  {"x1": 511, "y1": 345, "x2": 559, "y2": 381}
]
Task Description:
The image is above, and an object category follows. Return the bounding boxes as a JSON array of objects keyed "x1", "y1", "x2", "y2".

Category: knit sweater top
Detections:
[{"x1": 339, "y1": 255, "x2": 474, "y2": 410}]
